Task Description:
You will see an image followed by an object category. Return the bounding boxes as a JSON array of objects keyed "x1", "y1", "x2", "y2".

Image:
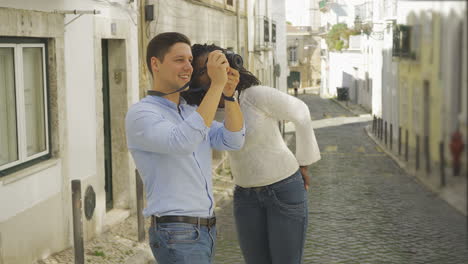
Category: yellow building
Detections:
[{"x1": 394, "y1": 2, "x2": 466, "y2": 214}]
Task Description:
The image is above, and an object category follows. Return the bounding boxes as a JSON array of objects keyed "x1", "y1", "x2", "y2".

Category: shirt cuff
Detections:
[{"x1": 222, "y1": 122, "x2": 246, "y2": 146}]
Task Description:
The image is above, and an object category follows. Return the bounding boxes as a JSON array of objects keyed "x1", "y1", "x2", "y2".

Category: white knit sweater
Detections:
[{"x1": 229, "y1": 85, "x2": 321, "y2": 187}]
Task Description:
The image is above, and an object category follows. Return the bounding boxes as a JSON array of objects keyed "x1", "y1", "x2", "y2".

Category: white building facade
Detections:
[{"x1": 0, "y1": 0, "x2": 139, "y2": 263}]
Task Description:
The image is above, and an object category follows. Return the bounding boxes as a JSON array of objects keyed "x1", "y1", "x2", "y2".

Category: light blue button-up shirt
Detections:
[{"x1": 126, "y1": 95, "x2": 245, "y2": 218}]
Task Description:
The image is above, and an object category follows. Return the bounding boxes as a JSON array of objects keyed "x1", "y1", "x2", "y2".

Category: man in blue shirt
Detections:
[{"x1": 126, "y1": 32, "x2": 244, "y2": 263}]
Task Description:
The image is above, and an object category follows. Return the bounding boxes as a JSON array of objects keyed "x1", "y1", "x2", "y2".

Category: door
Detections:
[{"x1": 102, "y1": 39, "x2": 113, "y2": 210}]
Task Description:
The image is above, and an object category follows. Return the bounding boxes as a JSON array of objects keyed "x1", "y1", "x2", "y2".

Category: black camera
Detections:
[{"x1": 223, "y1": 50, "x2": 243, "y2": 71}]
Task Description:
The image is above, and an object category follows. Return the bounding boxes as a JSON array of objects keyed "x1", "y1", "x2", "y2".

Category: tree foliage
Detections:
[{"x1": 325, "y1": 23, "x2": 367, "y2": 51}]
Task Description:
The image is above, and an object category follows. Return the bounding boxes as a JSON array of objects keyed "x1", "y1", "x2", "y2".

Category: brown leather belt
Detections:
[{"x1": 151, "y1": 215, "x2": 216, "y2": 227}]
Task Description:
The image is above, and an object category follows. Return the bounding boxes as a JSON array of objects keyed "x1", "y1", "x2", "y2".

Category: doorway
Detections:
[{"x1": 101, "y1": 39, "x2": 129, "y2": 211}]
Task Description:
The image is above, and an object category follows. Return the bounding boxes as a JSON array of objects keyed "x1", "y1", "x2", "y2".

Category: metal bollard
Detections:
[
  {"x1": 377, "y1": 118, "x2": 380, "y2": 139},
  {"x1": 440, "y1": 141, "x2": 445, "y2": 187},
  {"x1": 380, "y1": 119, "x2": 384, "y2": 140},
  {"x1": 372, "y1": 116, "x2": 376, "y2": 133},
  {"x1": 380, "y1": 119, "x2": 383, "y2": 140},
  {"x1": 425, "y1": 135, "x2": 430, "y2": 173},
  {"x1": 136, "y1": 170, "x2": 145, "y2": 242},
  {"x1": 398, "y1": 126, "x2": 402, "y2": 156},
  {"x1": 416, "y1": 135, "x2": 420, "y2": 171},
  {"x1": 379, "y1": 119, "x2": 382, "y2": 140},
  {"x1": 390, "y1": 124, "x2": 393, "y2": 151},
  {"x1": 384, "y1": 121, "x2": 388, "y2": 145},
  {"x1": 405, "y1": 129, "x2": 409, "y2": 162},
  {"x1": 71, "y1": 180, "x2": 84, "y2": 264}
]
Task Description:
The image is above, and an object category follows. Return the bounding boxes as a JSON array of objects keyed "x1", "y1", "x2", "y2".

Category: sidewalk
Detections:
[
  {"x1": 328, "y1": 97, "x2": 370, "y2": 117},
  {"x1": 364, "y1": 125, "x2": 467, "y2": 216},
  {"x1": 331, "y1": 98, "x2": 467, "y2": 216},
  {"x1": 39, "y1": 162, "x2": 235, "y2": 264}
]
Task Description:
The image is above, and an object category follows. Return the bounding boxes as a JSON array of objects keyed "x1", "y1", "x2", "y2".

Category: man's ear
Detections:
[{"x1": 151, "y1": 57, "x2": 161, "y2": 73}]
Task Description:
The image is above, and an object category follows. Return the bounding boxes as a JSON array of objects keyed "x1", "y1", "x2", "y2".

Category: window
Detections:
[
  {"x1": 399, "y1": 25, "x2": 411, "y2": 57},
  {"x1": 392, "y1": 24, "x2": 400, "y2": 57},
  {"x1": 264, "y1": 17, "x2": 270, "y2": 43},
  {"x1": 393, "y1": 24, "x2": 412, "y2": 58},
  {"x1": 0, "y1": 39, "x2": 50, "y2": 175},
  {"x1": 272, "y1": 22, "x2": 276, "y2": 43},
  {"x1": 289, "y1": 47, "x2": 297, "y2": 63}
]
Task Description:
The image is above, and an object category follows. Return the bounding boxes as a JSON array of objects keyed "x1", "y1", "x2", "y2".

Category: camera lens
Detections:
[
  {"x1": 231, "y1": 55, "x2": 243, "y2": 70},
  {"x1": 224, "y1": 50, "x2": 243, "y2": 70}
]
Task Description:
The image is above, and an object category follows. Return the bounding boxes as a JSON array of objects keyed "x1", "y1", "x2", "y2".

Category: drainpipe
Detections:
[
  {"x1": 138, "y1": 0, "x2": 149, "y2": 99},
  {"x1": 245, "y1": 0, "x2": 251, "y2": 71},
  {"x1": 236, "y1": 0, "x2": 241, "y2": 54}
]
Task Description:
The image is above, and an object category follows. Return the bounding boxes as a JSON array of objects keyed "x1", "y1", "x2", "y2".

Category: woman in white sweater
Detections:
[{"x1": 183, "y1": 44, "x2": 321, "y2": 264}]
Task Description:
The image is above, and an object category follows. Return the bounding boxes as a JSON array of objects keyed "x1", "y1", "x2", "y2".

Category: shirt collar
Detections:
[{"x1": 145, "y1": 94, "x2": 187, "y2": 110}]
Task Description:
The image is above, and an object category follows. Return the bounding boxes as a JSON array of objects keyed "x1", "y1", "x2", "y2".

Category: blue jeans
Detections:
[
  {"x1": 233, "y1": 170, "x2": 308, "y2": 264},
  {"x1": 148, "y1": 222, "x2": 216, "y2": 263}
]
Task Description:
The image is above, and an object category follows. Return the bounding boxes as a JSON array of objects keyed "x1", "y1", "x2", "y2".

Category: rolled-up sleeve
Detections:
[
  {"x1": 126, "y1": 106, "x2": 209, "y2": 154},
  {"x1": 209, "y1": 121, "x2": 245, "y2": 151}
]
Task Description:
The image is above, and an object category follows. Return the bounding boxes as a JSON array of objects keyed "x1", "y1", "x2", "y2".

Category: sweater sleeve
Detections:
[{"x1": 242, "y1": 86, "x2": 321, "y2": 165}]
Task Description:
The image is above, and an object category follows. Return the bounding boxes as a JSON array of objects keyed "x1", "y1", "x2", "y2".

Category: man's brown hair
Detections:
[{"x1": 146, "y1": 32, "x2": 191, "y2": 75}]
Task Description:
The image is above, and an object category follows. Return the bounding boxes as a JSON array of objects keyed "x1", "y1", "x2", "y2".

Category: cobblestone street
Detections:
[{"x1": 214, "y1": 94, "x2": 468, "y2": 263}]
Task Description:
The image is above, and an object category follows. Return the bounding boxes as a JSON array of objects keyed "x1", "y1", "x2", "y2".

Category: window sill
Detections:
[{"x1": 0, "y1": 158, "x2": 60, "y2": 186}]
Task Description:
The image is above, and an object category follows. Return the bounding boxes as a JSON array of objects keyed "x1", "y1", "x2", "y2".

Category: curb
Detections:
[
  {"x1": 364, "y1": 125, "x2": 467, "y2": 216},
  {"x1": 329, "y1": 98, "x2": 371, "y2": 117},
  {"x1": 329, "y1": 98, "x2": 359, "y2": 116},
  {"x1": 364, "y1": 125, "x2": 409, "y2": 171}
]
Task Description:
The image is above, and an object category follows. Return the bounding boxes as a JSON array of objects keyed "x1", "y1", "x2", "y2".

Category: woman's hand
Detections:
[{"x1": 300, "y1": 166, "x2": 310, "y2": 191}]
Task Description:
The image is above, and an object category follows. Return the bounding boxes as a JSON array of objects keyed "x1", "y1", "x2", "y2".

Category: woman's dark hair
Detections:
[
  {"x1": 146, "y1": 32, "x2": 191, "y2": 75},
  {"x1": 182, "y1": 44, "x2": 260, "y2": 105}
]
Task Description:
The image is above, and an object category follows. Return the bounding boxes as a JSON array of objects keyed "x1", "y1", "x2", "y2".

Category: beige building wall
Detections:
[
  {"x1": 395, "y1": 2, "x2": 466, "y2": 214},
  {"x1": 287, "y1": 26, "x2": 321, "y2": 90}
]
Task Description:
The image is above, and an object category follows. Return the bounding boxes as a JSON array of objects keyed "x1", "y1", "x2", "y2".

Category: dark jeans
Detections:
[
  {"x1": 149, "y1": 222, "x2": 216, "y2": 263},
  {"x1": 233, "y1": 170, "x2": 308, "y2": 264}
]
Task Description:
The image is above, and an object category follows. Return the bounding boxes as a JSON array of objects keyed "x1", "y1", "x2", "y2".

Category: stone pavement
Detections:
[
  {"x1": 40, "y1": 94, "x2": 468, "y2": 263},
  {"x1": 214, "y1": 94, "x2": 468, "y2": 263}
]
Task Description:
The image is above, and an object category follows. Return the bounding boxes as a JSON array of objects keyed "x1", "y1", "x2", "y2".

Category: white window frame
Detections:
[
  {"x1": 0, "y1": 43, "x2": 49, "y2": 172},
  {"x1": 289, "y1": 47, "x2": 297, "y2": 63}
]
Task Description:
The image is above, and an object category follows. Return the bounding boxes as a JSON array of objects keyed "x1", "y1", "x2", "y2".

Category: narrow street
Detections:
[{"x1": 214, "y1": 94, "x2": 468, "y2": 263}]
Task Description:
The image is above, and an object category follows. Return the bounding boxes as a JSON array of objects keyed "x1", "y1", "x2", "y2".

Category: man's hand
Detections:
[
  {"x1": 223, "y1": 68, "x2": 240, "y2": 97},
  {"x1": 300, "y1": 166, "x2": 310, "y2": 191},
  {"x1": 207, "y1": 51, "x2": 228, "y2": 88}
]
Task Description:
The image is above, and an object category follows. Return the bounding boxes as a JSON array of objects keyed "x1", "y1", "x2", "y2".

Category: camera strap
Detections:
[
  {"x1": 147, "y1": 81, "x2": 191, "y2": 97},
  {"x1": 186, "y1": 85, "x2": 209, "y2": 93}
]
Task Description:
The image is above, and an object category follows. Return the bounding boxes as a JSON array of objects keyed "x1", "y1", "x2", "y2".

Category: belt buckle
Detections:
[{"x1": 209, "y1": 217, "x2": 216, "y2": 227}]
